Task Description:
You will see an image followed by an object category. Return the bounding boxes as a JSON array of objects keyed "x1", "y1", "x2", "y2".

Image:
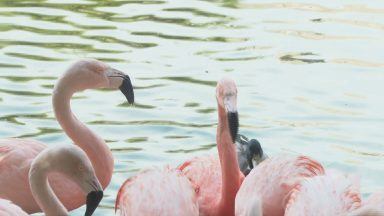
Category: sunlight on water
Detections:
[{"x1": 0, "y1": 0, "x2": 384, "y2": 215}]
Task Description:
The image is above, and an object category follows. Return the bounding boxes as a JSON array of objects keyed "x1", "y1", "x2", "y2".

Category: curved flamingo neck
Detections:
[
  {"x1": 215, "y1": 105, "x2": 243, "y2": 216},
  {"x1": 29, "y1": 165, "x2": 68, "y2": 216},
  {"x1": 52, "y1": 80, "x2": 113, "y2": 188}
]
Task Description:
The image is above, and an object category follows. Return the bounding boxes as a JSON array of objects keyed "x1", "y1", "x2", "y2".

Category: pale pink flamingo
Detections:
[
  {"x1": 0, "y1": 59, "x2": 134, "y2": 213},
  {"x1": 235, "y1": 154, "x2": 325, "y2": 216},
  {"x1": 284, "y1": 170, "x2": 361, "y2": 216},
  {"x1": 115, "y1": 167, "x2": 199, "y2": 216},
  {"x1": 0, "y1": 145, "x2": 103, "y2": 216},
  {"x1": 177, "y1": 78, "x2": 244, "y2": 216}
]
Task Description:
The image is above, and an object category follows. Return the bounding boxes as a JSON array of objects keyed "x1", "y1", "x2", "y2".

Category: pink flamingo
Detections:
[
  {"x1": 235, "y1": 154, "x2": 325, "y2": 216},
  {"x1": 0, "y1": 59, "x2": 134, "y2": 213},
  {"x1": 115, "y1": 78, "x2": 243, "y2": 215},
  {"x1": 285, "y1": 171, "x2": 384, "y2": 216},
  {"x1": 115, "y1": 167, "x2": 199, "y2": 216},
  {"x1": 178, "y1": 78, "x2": 244, "y2": 216},
  {"x1": 0, "y1": 145, "x2": 103, "y2": 216},
  {"x1": 284, "y1": 170, "x2": 361, "y2": 216}
]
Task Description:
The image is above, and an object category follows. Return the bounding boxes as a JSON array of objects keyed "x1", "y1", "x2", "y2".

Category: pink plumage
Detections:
[
  {"x1": 0, "y1": 198, "x2": 28, "y2": 216},
  {"x1": 0, "y1": 59, "x2": 133, "y2": 213},
  {"x1": 178, "y1": 155, "x2": 226, "y2": 214},
  {"x1": 285, "y1": 171, "x2": 361, "y2": 216},
  {"x1": 235, "y1": 154, "x2": 324, "y2": 216},
  {"x1": 115, "y1": 167, "x2": 199, "y2": 216},
  {"x1": 178, "y1": 78, "x2": 244, "y2": 216}
]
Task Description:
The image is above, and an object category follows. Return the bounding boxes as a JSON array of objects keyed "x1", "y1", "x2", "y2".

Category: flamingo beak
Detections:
[
  {"x1": 224, "y1": 95, "x2": 238, "y2": 143},
  {"x1": 119, "y1": 74, "x2": 134, "y2": 104},
  {"x1": 85, "y1": 190, "x2": 103, "y2": 216}
]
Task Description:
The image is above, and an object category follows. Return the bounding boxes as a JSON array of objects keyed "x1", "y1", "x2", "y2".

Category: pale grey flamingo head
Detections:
[
  {"x1": 236, "y1": 134, "x2": 267, "y2": 176},
  {"x1": 216, "y1": 77, "x2": 239, "y2": 143},
  {"x1": 29, "y1": 145, "x2": 104, "y2": 216},
  {"x1": 56, "y1": 59, "x2": 134, "y2": 104}
]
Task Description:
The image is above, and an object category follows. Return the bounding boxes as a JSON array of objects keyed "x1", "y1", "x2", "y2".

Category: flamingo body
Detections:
[
  {"x1": 0, "y1": 139, "x2": 84, "y2": 212},
  {"x1": 115, "y1": 167, "x2": 199, "y2": 216},
  {"x1": 285, "y1": 171, "x2": 361, "y2": 216},
  {"x1": 178, "y1": 155, "x2": 226, "y2": 215},
  {"x1": 0, "y1": 198, "x2": 28, "y2": 216},
  {"x1": 235, "y1": 154, "x2": 324, "y2": 216}
]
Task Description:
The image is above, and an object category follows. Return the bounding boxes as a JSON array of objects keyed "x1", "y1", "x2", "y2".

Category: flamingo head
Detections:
[
  {"x1": 58, "y1": 59, "x2": 134, "y2": 104},
  {"x1": 60, "y1": 146, "x2": 104, "y2": 216},
  {"x1": 216, "y1": 77, "x2": 239, "y2": 143},
  {"x1": 30, "y1": 145, "x2": 104, "y2": 216}
]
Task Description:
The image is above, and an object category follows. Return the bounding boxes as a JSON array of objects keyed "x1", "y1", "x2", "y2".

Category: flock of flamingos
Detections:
[{"x1": 0, "y1": 59, "x2": 383, "y2": 216}]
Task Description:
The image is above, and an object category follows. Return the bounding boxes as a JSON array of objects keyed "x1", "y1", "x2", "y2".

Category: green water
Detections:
[{"x1": 0, "y1": 0, "x2": 383, "y2": 215}]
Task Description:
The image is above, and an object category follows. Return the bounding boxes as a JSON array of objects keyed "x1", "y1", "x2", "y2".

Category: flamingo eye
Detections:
[{"x1": 78, "y1": 165, "x2": 85, "y2": 171}]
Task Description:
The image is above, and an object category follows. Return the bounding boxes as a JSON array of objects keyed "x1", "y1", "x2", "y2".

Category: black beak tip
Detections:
[
  {"x1": 119, "y1": 75, "x2": 134, "y2": 104},
  {"x1": 85, "y1": 190, "x2": 103, "y2": 216},
  {"x1": 227, "y1": 112, "x2": 239, "y2": 143}
]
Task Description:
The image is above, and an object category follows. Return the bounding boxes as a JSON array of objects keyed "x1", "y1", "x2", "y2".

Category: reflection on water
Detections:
[{"x1": 0, "y1": 0, "x2": 384, "y2": 215}]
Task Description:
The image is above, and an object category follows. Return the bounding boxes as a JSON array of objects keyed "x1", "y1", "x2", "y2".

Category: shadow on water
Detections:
[
  {"x1": 138, "y1": 76, "x2": 216, "y2": 87},
  {"x1": 16, "y1": 127, "x2": 62, "y2": 138},
  {"x1": 0, "y1": 113, "x2": 52, "y2": 125},
  {"x1": 166, "y1": 143, "x2": 216, "y2": 153},
  {"x1": 88, "y1": 120, "x2": 215, "y2": 128}
]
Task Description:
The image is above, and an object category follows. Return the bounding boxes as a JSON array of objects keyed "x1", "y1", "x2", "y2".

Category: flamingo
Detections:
[
  {"x1": 0, "y1": 145, "x2": 103, "y2": 216},
  {"x1": 115, "y1": 167, "x2": 199, "y2": 216},
  {"x1": 284, "y1": 172, "x2": 384, "y2": 216},
  {"x1": 235, "y1": 154, "x2": 325, "y2": 216},
  {"x1": 284, "y1": 170, "x2": 361, "y2": 216},
  {"x1": 178, "y1": 78, "x2": 244, "y2": 216},
  {"x1": 115, "y1": 78, "x2": 242, "y2": 216},
  {"x1": 0, "y1": 59, "x2": 134, "y2": 213}
]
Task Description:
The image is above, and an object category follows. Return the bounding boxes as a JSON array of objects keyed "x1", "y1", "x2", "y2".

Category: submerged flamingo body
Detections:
[
  {"x1": 115, "y1": 168, "x2": 199, "y2": 216},
  {"x1": 235, "y1": 154, "x2": 324, "y2": 216},
  {"x1": 285, "y1": 171, "x2": 361, "y2": 216}
]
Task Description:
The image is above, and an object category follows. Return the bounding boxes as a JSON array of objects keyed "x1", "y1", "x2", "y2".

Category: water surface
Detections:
[{"x1": 0, "y1": 0, "x2": 384, "y2": 215}]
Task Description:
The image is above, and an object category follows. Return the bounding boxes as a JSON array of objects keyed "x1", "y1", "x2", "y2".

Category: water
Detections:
[{"x1": 0, "y1": 0, "x2": 383, "y2": 215}]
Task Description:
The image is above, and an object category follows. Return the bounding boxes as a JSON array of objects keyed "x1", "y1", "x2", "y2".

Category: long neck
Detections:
[
  {"x1": 52, "y1": 80, "x2": 113, "y2": 188},
  {"x1": 29, "y1": 167, "x2": 68, "y2": 216},
  {"x1": 215, "y1": 105, "x2": 243, "y2": 216}
]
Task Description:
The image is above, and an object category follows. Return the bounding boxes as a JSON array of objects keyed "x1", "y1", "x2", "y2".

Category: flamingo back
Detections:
[
  {"x1": 0, "y1": 139, "x2": 46, "y2": 212},
  {"x1": 0, "y1": 198, "x2": 28, "y2": 216},
  {"x1": 178, "y1": 155, "x2": 223, "y2": 215},
  {"x1": 235, "y1": 154, "x2": 324, "y2": 216},
  {"x1": 115, "y1": 167, "x2": 199, "y2": 216},
  {"x1": 285, "y1": 171, "x2": 361, "y2": 216}
]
